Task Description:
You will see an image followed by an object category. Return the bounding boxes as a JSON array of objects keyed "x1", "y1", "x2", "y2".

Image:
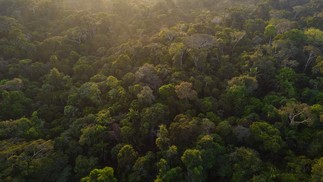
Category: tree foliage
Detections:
[{"x1": 0, "y1": 0, "x2": 322, "y2": 181}]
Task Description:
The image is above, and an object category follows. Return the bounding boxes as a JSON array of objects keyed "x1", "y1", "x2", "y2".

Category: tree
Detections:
[
  {"x1": 111, "y1": 54, "x2": 133, "y2": 76},
  {"x1": 264, "y1": 24, "x2": 276, "y2": 45},
  {"x1": 220, "y1": 85, "x2": 248, "y2": 116},
  {"x1": 283, "y1": 154, "x2": 312, "y2": 181},
  {"x1": 135, "y1": 63, "x2": 162, "y2": 89},
  {"x1": 181, "y1": 149, "x2": 204, "y2": 182},
  {"x1": 184, "y1": 34, "x2": 215, "y2": 49},
  {"x1": 233, "y1": 125, "x2": 251, "y2": 143},
  {"x1": 81, "y1": 167, "x2": 117, "y2": 182},
  {"x1": 303, "y1": 45, "x2": 321, "y2": 72},
  {"x1": 79, "y1": 124, "x2": 109, "y2": 156},
  {"x1": 279, "y1": 102, "x2": 316, "y2": 126},
  {"x1": 275, "y1": 67, "x2": 297, "y2": 98},
  {"x1": 272, "y1": 39, "x2": 299, "y2": 60},
  {"x1": 137, "y1": 86, "x2": 155, "y2": 105},
  {"x1": 1, "y1": 0, "x2": 323, "y2": 181},
  {"x1": 228, "y1": 75, "x2": 258, "y2": 94},
  {"x1": 156, "y1": 125, "x2": 170, "y2": 151},
  {"x1": 169, "y1": 43, "x2": 186, "y2": 68},
  {"x1": 0, "y1": 90, "x2": 31, "y2": 120},
  {"x1": 225, "y1": 7, "x2": 249, "y2": 29},
  {"x1": 0, "y1": 16, "x2": 34, "y2": 59},
  {"x1": 175, "y1": 81, "x2": 197, "y2": 100},
  {"x1": 37, "y1": 36, "x2": 66, "y2": 61},
  {"x1": 44, "y1": 68, "x2": 69, "y2": 90},
  {"x1": 74, "y1": 155, "x2": 98, "y2": 179},
  {"x1": 184, "y1": 34, "x2": 215, "y2": 70},
  {"x1": 68, "y1": 82, "x2": 101, "y2": 108},
  {"x1": 312, "y1": 56, "x2": 323, "y2": 74},
  {"x1": 106, "y1": 76, "x2": 120, "y2": 88},
  {"x1": 0, "y1": 139, "x2": 69, "y2": 182},
  {"x1": 0, "y1": 78, "x2": 23, "y2": 91},
  {"x1": 168, "y1": 115, "x2": 202, "y2": 146},
  {"x1": 117, "y1": 145, "x2": 138, "y2": 175},
  {"x1": 282, "y1": 29, "x2": 306, "y2": 45},
  {"x1": 78, "y1": 82, "x2": 101, "y2": 104},
  {"x1": 186, "y1": 48, "x2": 208, "y2": 70},
  {"x1": 244, "y1": 19, "x2": 266, "y2": 35},
  {"x1": 311, "y1": 157, "x2": 323, "y2": 182},
  {"x1": 140, "y1": 103, "x2": 169, "y2": 139},
  {"x1": 155, "y1": 158, "x2": 183, "y2": 182},
  {"x1": 73, "y1": 58, "x2": 95, "y2": 83},
  {"x1": 196, "y1": 135, "x2": 224, "y2": 169},
  {"x1": 158, "y1": 84, "x2": 176, "y2": 100},
  {"x1": 229, "y1": 30, "x2": 246, "y2": 54},
  {"x1": 274, "y1": 20, "x2": 296, "y2": 34},
  {"x1": 249, "y1": 121, "x2": 283, "y2": 153},
  {"x1": 38, "y1": 67, "x2": 71, "y2": 108},
  {"x1": 305, "y1": 28, "x2": 323, "y2": 45},
  {"x1": 0, "y1": 117, "x2": 42, "y2": 140},
  {"x1": 159, "y1": 29, "x2": 178, "y2": 43},
  {"x1": 130, "y1": 152, "x2": 155, "y2": 182},
  {"x1": 229, "y1": 147, "x2": 262, "y2": 181}
]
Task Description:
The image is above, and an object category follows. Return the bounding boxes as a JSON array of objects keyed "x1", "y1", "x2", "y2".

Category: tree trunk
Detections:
[{"x1": 304, "y1": 52, "x2": 314, "y2": 72}]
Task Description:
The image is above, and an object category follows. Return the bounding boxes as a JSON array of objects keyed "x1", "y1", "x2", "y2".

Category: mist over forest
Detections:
[{"x1": 0, "y1": 0, "x2": 322, "y2": 181}]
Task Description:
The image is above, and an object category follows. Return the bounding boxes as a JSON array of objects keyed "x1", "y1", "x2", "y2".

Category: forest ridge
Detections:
[{"x1": 0, "y1": 0, "x2": 322, "y2": 181}]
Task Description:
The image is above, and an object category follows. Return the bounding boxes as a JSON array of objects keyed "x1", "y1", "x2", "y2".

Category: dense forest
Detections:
[{"x1": 0, "y1": 0, "x2": 322, "y2": 181}]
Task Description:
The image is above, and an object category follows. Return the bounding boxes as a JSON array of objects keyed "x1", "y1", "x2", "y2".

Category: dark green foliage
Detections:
[
  {"x1": 0, "y1": 0, "x2": 322, "y2": 181},
  {"x1": 81, "y1": 167, "x2": 117, "y2": 182},
  {"x1": 249, "y1": 121, "x2": 283, "y2": 153}
]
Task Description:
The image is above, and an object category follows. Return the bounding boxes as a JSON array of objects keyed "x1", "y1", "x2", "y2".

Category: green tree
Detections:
[
  {"x1": 156, "y1": 125, "x2": 170, "y2": 151},
  {"x1": 311, "y1": 157, "x2": 323, "y2": 182},
  {"x1": 168, "y1": 115, "x2": 201, "y2": 146},
  {"x1": 155, "y1": 158, "x2": 183, "y2": 182},
  {"x1": 135, "y1": 63, "x2": 162, "y2": 89},
  {"x1": 228, "y1": 75, "x2": 258, "y2": 94},
  {"x1": 0, "y1": 117, "x2": 42, "y2": 140},
  {"x1": 264, "y1": 24, "x2": 276, "y2": 45},
  {"x1": 279, "y1": 102, "x2": 316, "y2": 126},
  {"x1": 140, "y1": 103, "x2": 169, "y2": 139},
  {"x1": 79, "y1": 124, "x2": 109, "y2": 156},
  {"x1": 74, "y1": 155, "x2": 98, "y2": 179},
  {"x1": 137, "y1": 86, "x2": 155, "y2": 105},
  {"x1": 68, "y1": 82, "x2": 101, "y2": 109},
  {"x1": 229, "y1": 147, "x2": 262, "y2": 182},
  {"x1": 175, "y1": 82, "x2": 198, "y2": 100},
  {"x1": 275, "y1": 67, "x2": 297, "y2": 98},
  {"x1": 159, "y1": 84, "x2": 176, "y2": 98},
  {"x1": 169, "y1": 43, "x2": 186, "y2": 69},
  {"x1": 130, "y1": 152, "x2": 155, "y2": 182},
  {"x1": 0, "y1": 90, "x2": 31, "y2": 120},
  {"x1": 196, "y1": 135, "x2": 224, "y2": 169},
  {"x1": 181, "y1": 149, "x2": 204, "y2": 182},
  {"x1": 220, "y1": 85, "x2": 248, "y2": 116},
  {"x1": 305, "y1": 28, "x2": 323, "y2": 45},
  {"x1": 81, "y1": 167, "x2": 117, "y2": 182},
  {"x1": 303, "y1": 45, "x2": 321, "y2": 72},
  {"x1": 117, "y1": 144, "x2": 138, "y2": 178},
  {"x1": 249, "y1": 121, "x2": 283, "y2": 153}
]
